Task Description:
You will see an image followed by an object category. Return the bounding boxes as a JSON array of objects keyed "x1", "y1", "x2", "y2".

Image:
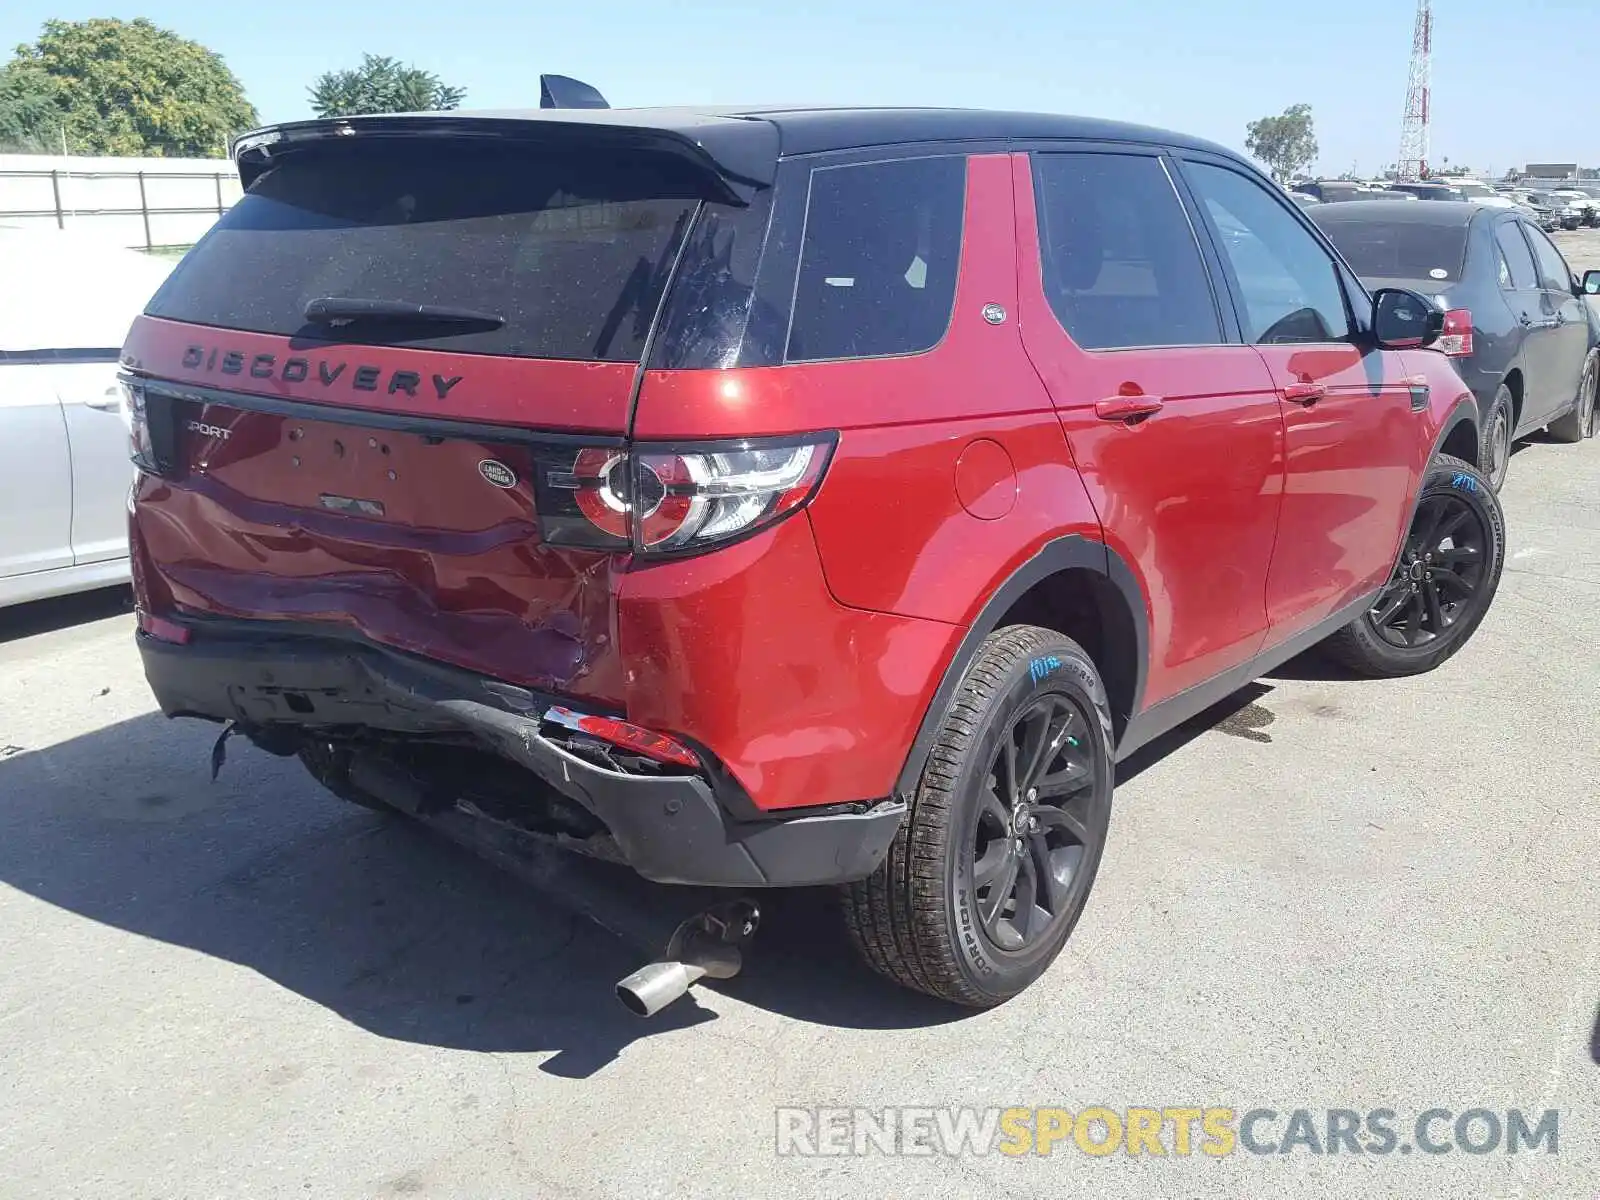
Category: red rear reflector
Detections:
[
  {"x1": 543, "y1": 706, "x2": 701, "y2": 768},
  {"x1": 1438, "y1": 308, "x2": 1474, "y2": 357},
  {"x1": 137, "y1": 610, "x2": 191, "y2": 644}
]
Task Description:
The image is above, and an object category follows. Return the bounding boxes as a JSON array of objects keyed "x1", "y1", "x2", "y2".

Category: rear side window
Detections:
[
  {"x1": 785, "y1": 156, "x2": 965, "y2": 362},
  {"x1": 1494, "y1": 222, "x2": 1538, "y2": 290},
  {"x1": 1031, "y1": 152, "x2": 1221, "y2": 350},
  {"x1": 1524, "y1": 225, "x2": 1573, "y2": 291},
  {"x1": 1313, "y1": 217, "x2": 1468, "y2": 282},
  {"x1": 146, "y1": 142, "x2": 708, "y2": 362}
]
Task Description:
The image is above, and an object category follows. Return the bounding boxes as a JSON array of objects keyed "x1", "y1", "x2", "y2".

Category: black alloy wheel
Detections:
[
  {"x1": 1368, "y1": 490, "x2": 1489, "y2": 648},
  {"x1": 969, "y1": 693, "x2": 1105, "y2": 953},
  {"x1": 842, "y1": 627, "x2": 1115, "y2": 1007}
]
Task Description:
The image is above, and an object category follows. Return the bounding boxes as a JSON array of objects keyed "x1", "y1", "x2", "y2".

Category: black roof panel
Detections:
[{"x1": 235, "y1": 104, "x2": 1252, "y2": 197}]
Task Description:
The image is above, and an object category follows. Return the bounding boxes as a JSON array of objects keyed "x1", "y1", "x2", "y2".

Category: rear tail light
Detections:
[
  {"x1": 121, "y1": 378, "x2": 158, "y2": 473},
  {"x1": 1437, "y1": 309, "x2": 1474, "y2": 357},
  {"x1": 543, "y1": 705, "x2": 700, "y2": 768},
  {"x1": 533, "y1": 435, "x2": 835, "y2": 556},
  {"x1": 120, "y1": 377, "x2": 181, "y2": 477}
]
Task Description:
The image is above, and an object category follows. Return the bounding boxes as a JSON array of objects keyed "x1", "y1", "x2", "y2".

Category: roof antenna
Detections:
[{"x1": 540, "y1": 75, "x2": 609, "y2": 110}]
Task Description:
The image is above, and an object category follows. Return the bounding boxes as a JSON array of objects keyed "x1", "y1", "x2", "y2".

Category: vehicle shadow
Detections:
[
  {"x1": 0, "y1": 711, "x2": 963, "y2": 1078},
  {"x1": 0, "y1": 585, "x2": 131, "y2": 645},
  {"x1": 1, "y1": 682, "x2": 1279, "y2": 1075},
  {"x1": 1116, "y1": 681, "x2": 1276, "y2": 785}
]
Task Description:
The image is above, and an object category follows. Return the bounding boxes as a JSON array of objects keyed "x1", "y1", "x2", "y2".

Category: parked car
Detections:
[
  {"x1": 1298, "y1": 180, "x2": 1385, "y2": 203},
  {"x1": 1447, "y1": 178, "x2": 1518, "y2": 209},
  {"x1": 1387, "y1": 180, "x2": 1469, "y2": 202},
  {"x1": 1510, "y1": 190, "x2": 1565, "y2": 232},
  {"x1": 1548, "y1": 189, "x2": 1598, "y2": 228},
  {"x1": 1289, "y1": 191, "x2": 1321, "y2": 208},
  {"x1": 1312, "y1": 200, "x2": 1599, "y2": 488},
  {"x1": 1, "y1": 229, "x2": 172, "y2": 609},
  {"x1": 120, "y1": 96, "x2": 1507, "y2": 1010}
]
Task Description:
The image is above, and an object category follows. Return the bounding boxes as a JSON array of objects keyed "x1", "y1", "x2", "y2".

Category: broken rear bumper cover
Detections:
[{"x1": 137, "y1": 625, "x2": 904, "y2": 888}]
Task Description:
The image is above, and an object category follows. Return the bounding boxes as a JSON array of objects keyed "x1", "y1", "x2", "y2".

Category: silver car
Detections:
[{"x1": 0, "y1": 230, "x2": 172, "y2": 608}]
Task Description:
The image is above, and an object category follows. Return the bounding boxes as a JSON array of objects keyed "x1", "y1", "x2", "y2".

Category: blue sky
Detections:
[{"x1": 5, "y1": 0, "x2": 1594, "y2": 175}]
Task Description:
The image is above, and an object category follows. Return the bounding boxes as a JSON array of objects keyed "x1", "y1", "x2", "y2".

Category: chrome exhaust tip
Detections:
[
  {"x1": 616, "y1": 961, "x2": 709, "y2": 1017},
  {"x1": 614, "y1": 899, "x2": 760, "y2": 1018}
]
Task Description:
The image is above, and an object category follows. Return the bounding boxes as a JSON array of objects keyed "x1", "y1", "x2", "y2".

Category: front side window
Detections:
[
  {"x1": 1186, "y1": 161, "x2": 1353, "y2": 345},
  {"x1": 1524, "y1": 225, "x2": 1574, "y2": 292},
  {"x1": 1030, "y1": 151, "x2": 1221, "y2": 350},
  {"x1": 785, "y1": 156, "x2": 965, "y2": 363}
]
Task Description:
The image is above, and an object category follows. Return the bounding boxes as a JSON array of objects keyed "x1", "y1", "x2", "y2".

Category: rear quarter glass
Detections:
[{"x1": 145, "y1": 141, "x2": 716, "y2": 363}]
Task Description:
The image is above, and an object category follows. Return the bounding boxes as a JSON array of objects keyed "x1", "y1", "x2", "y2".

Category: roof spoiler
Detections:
[
  {"x1": 231, "y1": 112, "x2": 776, "y2": 205},
  {"x1": 540, "y1": 74, "x2": 609, "y2": 110}
]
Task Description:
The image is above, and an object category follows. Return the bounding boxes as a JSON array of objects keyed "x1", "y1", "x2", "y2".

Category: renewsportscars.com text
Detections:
[{"x1": 775, "y1": 1106, "x2": 1559, "y2": 1158}]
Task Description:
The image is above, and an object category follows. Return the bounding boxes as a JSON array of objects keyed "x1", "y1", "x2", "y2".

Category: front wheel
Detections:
[
  {"x1": 842, "y1": 626, "x2": 1114, "y2": 1008},
  {"x1": 1319, "y1": 454, "x2": 1505, "y2": 678}
]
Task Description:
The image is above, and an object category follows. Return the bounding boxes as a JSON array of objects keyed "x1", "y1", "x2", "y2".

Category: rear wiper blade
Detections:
[{"x1": 303, "y1": 296, "x2": 506, "y2": 329}]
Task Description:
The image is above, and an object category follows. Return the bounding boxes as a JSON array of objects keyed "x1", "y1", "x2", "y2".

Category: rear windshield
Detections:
[
  {"x1": 1315, "y1": 218, "x2": 1469, "y2": 282},
  {"x1": 146, "y1": 142, "x2": 709, "y2": 361}
]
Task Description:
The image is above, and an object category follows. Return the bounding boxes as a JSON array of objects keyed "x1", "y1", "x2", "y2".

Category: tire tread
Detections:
[{"x1": 842, "y1": 625, "x2": 1097, "y2": 1007}]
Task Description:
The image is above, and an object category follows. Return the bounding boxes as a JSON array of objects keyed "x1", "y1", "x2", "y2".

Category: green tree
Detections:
[
  {"x1": 0, "y1": 63, "x2": 61, "y2": 152},
  {"x1": 2, "y1": 18, "x2": 257, "y2": 157},
  {"x1": 1244, "y1": 104, "x2": 1318, "y2": 183},
  {"x1": 308, "y1": 54, "x2": 465, "y2": 118}
]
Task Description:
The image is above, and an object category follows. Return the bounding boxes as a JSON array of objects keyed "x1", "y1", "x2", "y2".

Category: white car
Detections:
[
  {"x1": 0, "y1": 230, "x2": 173, "y2": 609},
  {"x1": 1449, "y1": 178, "x2": 1519, "y2": 209}
]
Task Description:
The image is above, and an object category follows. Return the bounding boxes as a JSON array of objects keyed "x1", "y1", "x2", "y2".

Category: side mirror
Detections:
[
  {"x1": 1372, "y1": 288, "x2": 1445, "y2": 350},
  {"x1": 1583, "y1": 270, "x2": 1600, "y2": 296}
]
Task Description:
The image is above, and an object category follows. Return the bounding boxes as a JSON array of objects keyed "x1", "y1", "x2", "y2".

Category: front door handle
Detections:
[
  {"x1": 1094, "y1": 395, "x2": 1165, "y2": 421},
  {"x1": 1283, "y1": 382, "x2": 1326, "y2": 406}
]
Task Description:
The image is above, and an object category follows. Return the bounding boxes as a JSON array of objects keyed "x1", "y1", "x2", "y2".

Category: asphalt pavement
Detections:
[{"x1": 2, "y1": 255, "x2": 1598, "y2": 1195}]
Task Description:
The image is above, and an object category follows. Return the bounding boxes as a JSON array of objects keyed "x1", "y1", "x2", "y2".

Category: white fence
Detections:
[{"x1": 0, "y1": 154, "x2": 241, "y2": 250}]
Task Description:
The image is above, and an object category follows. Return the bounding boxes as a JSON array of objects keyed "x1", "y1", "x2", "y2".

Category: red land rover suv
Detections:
[{"x1": 121, "y1": 100, "x2": 1505, "y2": 1008}]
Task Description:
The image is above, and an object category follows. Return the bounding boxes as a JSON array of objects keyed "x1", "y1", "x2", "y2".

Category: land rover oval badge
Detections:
[{"x1": 478, "y1": 459, "x2": 517, "y2": 489}]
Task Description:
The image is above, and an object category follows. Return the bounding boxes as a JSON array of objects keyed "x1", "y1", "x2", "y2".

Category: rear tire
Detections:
[
  {"x1": 298, "y1": 740, "x2": 394, "y2": 814},
  {"x1": 1480, "y1": 384, "x2": 1514, "y2": 490},
  {"x1": 1320, "y1": 454, "x2": 1504, "y2": 678},
  {"x1": 1548, "y1": 352, "x2": 1597, "y2": 443},
  {"x1": 842, "y1": 626, "x2": 1114, "y2": 1008}
]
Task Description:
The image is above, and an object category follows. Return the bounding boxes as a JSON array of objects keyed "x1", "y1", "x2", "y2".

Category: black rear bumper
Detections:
[{"x1": 138, "y1": 625, "x2": 903, "y2": 888}]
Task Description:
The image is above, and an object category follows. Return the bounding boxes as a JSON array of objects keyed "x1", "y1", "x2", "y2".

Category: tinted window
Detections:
[
  {"x1": 1031, "y1": 152, "x2": 1220, "y2": 350},
  {"x1": 1524, "y1": 225, "x2": 1574, "y2": 291},
  {"x1": 785, "y1": 156, "x2": 965, "y2": 362},
  {"x1": 148, "y1": 143, "x2": 708, "y2": 362},
  {"x1": 1313, "y1": 216, "x2": 1468, "y2": 282},
  {"x1": 1187, "y1": 162, "x2": 1352, "y2": 344},
  {"x1": 1494, "y1": 222, "x2": 1538, "y2": 290}
]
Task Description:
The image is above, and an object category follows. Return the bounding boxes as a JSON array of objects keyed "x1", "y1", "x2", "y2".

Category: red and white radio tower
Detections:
[{"x1": 1397, "y1": 0, "x2": 1432, "y2": 180}]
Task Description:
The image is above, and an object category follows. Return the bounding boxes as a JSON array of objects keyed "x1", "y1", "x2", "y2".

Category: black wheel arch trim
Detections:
[
  {"x1": 1393, "y1": 397, "x2": 1480, "y2": 573},
  {"x1": 892, "y1": 534, "x2": 1150, "y2": 800}
]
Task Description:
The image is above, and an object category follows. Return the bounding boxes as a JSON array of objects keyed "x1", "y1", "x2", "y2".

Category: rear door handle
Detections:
[
  {"x1": 1282, "y1": 382, "x2": 1326, "y2": 405},
  {"x1": 1094, "y1": 395, "x2": 1165, "y2": 421}
]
